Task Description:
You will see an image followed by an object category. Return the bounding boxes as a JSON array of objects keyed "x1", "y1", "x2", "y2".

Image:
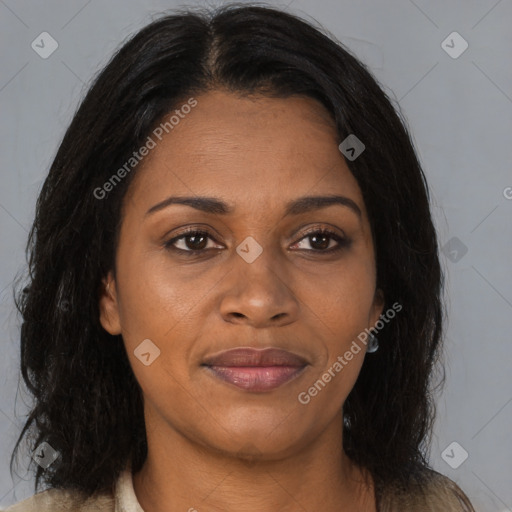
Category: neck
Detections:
[{"x1": 132, "y1": 409, "x2": 376, "y2": 512}]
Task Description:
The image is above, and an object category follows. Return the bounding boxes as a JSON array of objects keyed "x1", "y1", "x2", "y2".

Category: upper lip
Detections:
[{"x1": 202, "y1": 347, "x2": 308, "y2": 367}]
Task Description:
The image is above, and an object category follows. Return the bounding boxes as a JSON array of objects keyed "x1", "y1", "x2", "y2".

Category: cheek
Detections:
[
  {"x1": 304, "y1": 258, "x2": 376, "y2": 331},
  {"x1": 305, "y1": 257, "x2": 376, "y2": 381},
  {"x1": 115, "y1": 243, "x2": 199, "y2": 338},
  {"x1": 299, "y1": 278, "x2": 371, "y2": 414},
  {"x1": 114, "y1": 244, "x2": 222, "y2": 389}
]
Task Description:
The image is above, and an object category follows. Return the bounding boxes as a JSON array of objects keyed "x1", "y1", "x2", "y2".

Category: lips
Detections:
[
  {"x1": 202, "y1": 347, "x2": 308, "y2": 392},
  {"x1": 202, "y1": 347, "x2": 308, "y2": 367}
]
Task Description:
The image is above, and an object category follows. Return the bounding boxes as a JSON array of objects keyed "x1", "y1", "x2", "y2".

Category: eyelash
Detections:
[{"x1": 163, "y1": 226, "x2": 351, "y2": 256}]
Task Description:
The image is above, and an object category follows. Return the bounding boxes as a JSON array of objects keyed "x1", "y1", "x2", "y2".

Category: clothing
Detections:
[
  {"x1": 2, "y1": 467, "x2": 474, "y2": 511},
  {"x1": 2, "y1": 469, "x2": 142, "y2": 512}
]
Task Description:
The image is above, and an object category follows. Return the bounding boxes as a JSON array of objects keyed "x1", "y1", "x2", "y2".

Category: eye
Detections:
[
  {"x1": 291, "y1": 228, "x2": 350, "y2": 253},
  {"x1": 163, "y1": 226, "x2": 350, "y2": 256},
  {"x1": 164, "y1": 229, "x2": 223, "y2": 254}
]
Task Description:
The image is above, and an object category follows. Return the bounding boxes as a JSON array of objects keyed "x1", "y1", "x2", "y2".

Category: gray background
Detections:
[{"x1": 1, "y1": 0, "x2": 511, "y2": 510}]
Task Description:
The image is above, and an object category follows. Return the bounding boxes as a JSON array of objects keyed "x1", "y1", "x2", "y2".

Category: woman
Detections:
[{"x1": 6, "y1": 3, "x2": 475, "y2": 511}]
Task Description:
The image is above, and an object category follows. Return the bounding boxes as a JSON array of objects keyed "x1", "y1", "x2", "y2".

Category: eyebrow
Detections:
[{"x1": 145, "y1": 194, "x2": 362, "y2": 219}]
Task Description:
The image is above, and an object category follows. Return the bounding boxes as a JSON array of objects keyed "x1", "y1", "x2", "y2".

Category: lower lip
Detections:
[{"x1": 205, "y1": 365, "x2": 306, "y2": 392}]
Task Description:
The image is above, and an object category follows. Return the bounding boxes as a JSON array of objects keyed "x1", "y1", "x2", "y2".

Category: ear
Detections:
[
  {"x1": 99, "y1": 271, "x2": 122, "y2": 335},
  {"x1": 369, "y1": 287, "x2": 385, "y2": 328}
]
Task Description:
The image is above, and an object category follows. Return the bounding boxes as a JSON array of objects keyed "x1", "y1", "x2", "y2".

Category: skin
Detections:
[{"x1": 99, "y1": 89, "x2": 384, "y2": 512}]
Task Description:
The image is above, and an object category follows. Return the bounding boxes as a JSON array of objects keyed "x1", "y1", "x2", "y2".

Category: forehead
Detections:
[{"x1": 124, "y1": 89, "x2": 364, "y2": 215}]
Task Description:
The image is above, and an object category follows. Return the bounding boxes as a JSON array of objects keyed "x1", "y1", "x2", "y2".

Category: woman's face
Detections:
[{"x1": 100, "y1": 89, "x2": 384, "y2": 460}]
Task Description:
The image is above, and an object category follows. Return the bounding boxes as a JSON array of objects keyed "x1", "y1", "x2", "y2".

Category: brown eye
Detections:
[
  {"x1": 291, "y1": 228, "x2": 351, "y2": 253},
  {"x1": 164, "y1": 230, "x2": 223, "y2": 254},
  {"x1": 308, "y1": 232, "x2": 331, "y2": 250},
  {"x1": 182, "y1": 232, "x2": 208, "y2": 250}
]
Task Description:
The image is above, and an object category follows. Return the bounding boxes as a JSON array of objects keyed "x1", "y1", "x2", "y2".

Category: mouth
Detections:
[{"x1": 201, "y1": 347, "x2": 309, "y2": 392}]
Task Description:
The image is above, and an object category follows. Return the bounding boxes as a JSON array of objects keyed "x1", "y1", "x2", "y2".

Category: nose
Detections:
[{"x1": 219, "y1": 246, "x2": 300, "y2": 328}]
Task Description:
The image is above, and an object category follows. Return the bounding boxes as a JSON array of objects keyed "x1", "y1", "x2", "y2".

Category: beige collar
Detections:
[{"x1": 115, "y1": 467, "x2": 145, "y2": 512}]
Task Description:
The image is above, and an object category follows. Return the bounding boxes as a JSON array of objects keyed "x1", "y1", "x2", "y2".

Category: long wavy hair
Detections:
[{"x1": 12, "y1": 2, "x2": 447, "y2": 502}]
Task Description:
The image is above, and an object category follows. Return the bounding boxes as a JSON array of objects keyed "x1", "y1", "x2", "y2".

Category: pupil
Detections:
[
  {"x1": 311, "y1": 234, "x2": 329, "y2": 250},
  {"x1": 188, "y1": 234, "x2": 207, "y2": 250}
]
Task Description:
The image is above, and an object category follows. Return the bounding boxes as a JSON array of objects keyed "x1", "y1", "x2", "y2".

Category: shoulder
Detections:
[
  {"x1": 420, "y1": 469, "x2": 475, "y2": 511},
  {"x1": 2, "y1": 487, "x2": 115, "y2": 512},
  {"x1": 380, "y1": 468, "x2": 475, "y2": 511}
]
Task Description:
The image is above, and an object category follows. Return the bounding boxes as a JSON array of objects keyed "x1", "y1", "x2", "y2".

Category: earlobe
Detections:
[
  {"x1": 370, "y1": 288, "x2": 385, "y2": 327},
  {"x1": 98, "y1": 273, "x2": 122, "y2": 335}
]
